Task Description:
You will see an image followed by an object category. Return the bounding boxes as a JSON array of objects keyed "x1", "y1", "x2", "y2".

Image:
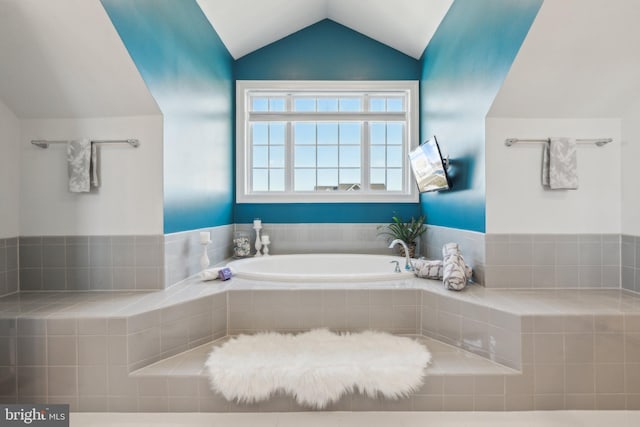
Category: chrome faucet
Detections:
[
  {"x1": 389, "y1": 260, "x2": 401, "y2": 273},
  {"x1": 388, "y1": 239, "x2": 414, "y2": 271}
]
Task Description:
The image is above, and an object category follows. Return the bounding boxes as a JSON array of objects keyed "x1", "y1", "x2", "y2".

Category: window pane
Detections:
[
  {"x1": 252, "y1": 146, "x2": 268, "y2": 168},
  {"x1": 252, "y1": 98, "x2": 268, "y2": 111},
  {"x1": 294, "y1": 169, "x2": 316, "y2": 191},
  {"x1": 370, "y1": 168, "x2": 386, "y2": 187},
  {"x1": 270, "y1": 146, "x2": 285, "y2": 168},
  {"x1": 387, "y1": 146, "x2": 403, "y2": 168},
  {"x1": 269, "y1": 98, "x2": 286, "y2": 112},
  {"x1": 318, "y1": 146, "x2": 338, "y2": 167},
  {"x1": 387, "y1": 97, "x2": 403, "y2": 112},
  {"x1": 294, "y1": 123, "x2": 315, "y2": 145},
  {"x1": 339, "y1": 98, "x2": 361, "y2": 112},
  {"x1": 269, "y1": 169, "x2": 285, "y2": 191},
  {"x1": 339, "y1": 123, "x2": 361, "y2": 145},
  {"x1": 295, "y1": 146, "x2": 316, "y2": 168},
  {"x1": 252, "y1": 123, "x2": 268, "y2": 145},
  {"x1": 252, "y1": 169, "x2": 268, "y2": 191},
  {"x1": 318, "y1": 98, "x2": 338, "y2": 112},
  {"x1": 370, "y1": 123, "x2": 386, "y2": 145},
  {"x1": 369, "y1": 97, "x2": 385, "y2": 112},
  {"x1": 340, "y1": 146, "x2": 360, "y2": 168},
  {"x1": 317, "y1": 123, "x2": 338, "y2": 145},
  {"x1": 317, "y1": 169, "x2": 338, "y2": 187},
  {"x1": 339, "y1": 168, "x2": 360, "y2": 187},
  {"x1": 387, "y1": 123, "x2": 403, "y2": 145},
  {"x1": 294, "y1": 98, "x2": 315, "y2": 111},
  {"x1": 269, "y1": 123, "x2": 285, "y2": 145},
  {"x1": 387, "y1": 169, "x2": 402, "y2": 191},
  {"x1": 370, "y1": 146, "x2": 386, "y2": 168}
]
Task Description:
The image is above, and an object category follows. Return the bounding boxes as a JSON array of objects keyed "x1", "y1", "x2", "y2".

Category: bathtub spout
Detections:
[{"x1": 388, "y1": 239, "x2": 414, "y2": 271}]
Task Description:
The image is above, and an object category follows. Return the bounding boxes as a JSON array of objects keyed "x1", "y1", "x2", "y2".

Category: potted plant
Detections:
[{"x1": 377, "y1": 214, "x2": 427, "y2": 258}]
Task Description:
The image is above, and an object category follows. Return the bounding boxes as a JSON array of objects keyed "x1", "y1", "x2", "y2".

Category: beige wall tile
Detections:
[
  {"x1": 565, "y1": 363, "x2": 595, "y2": 393},
  {"x1": 595, "y1": 364, "x2": 625, "y2": 393},
  {"x1": 595, "y1": 333, "x2": 624, "y2": 363},
  {"x1": 565, "y1": 333, "x2": 594, "y2": 363},
  {"x1": 534, "y1": 364, "x2": 565, "y2": 394},
  {"x1": 534, "y1": 334, "x2": 564, "y2": 363}
]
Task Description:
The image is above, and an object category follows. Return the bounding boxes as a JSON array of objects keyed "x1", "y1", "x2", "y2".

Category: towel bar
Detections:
[
  {"x1": 505, "y1": 138, "x2": 612, "y2": 147},
  {"x1": 31, "y1": 139, "x2": 140, "y2": 149}
]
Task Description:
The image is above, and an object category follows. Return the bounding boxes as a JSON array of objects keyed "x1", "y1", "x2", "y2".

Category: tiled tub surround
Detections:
[
  {"x1": 233, "y1": 223, "x2": 395, "y2": 256},
  {"x1": 0, "y1": 237, "x2": 18, "y2": 297},
  {"x1": 2, "y1": 277, "x2": 640, "y2": 411},
  {"x1": 485, "y1": 234, "x2": 621, "y2": 289},
  {"x1": 164, "y1": 225, "x2": 233, "y2": 289},
  {"x1": 19, "y1": 236, "x2": 165, "y2": 291},
  {"x1": 622, "y1": 235, "x2": 640, "y2": 293}
]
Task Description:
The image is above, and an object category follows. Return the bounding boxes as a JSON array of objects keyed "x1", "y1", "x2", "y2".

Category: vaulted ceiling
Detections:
[{"x1": 196, "y1": 0, "x2": 453, "y2": 59}]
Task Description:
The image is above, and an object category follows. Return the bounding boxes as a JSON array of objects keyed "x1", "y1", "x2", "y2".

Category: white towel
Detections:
[
  {"x1": 67, "y1": 139, "x2": 99, "y2": 192},
  {"x1": 413, "y1": 259, "x2": 472, "y2": 280},
  {"x1": 542, "y1": 137, "x2": 578, "y2": 190},
  {"x1": 442, "y1": 243, "x2": 470, "y2": 291}
]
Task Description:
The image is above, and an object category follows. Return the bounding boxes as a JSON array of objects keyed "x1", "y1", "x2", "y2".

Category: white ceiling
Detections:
[
  {"x1": 196, "y1": 0, "x2": 453, "y2": 59},
  {"x1": 489, "y1": 0, "x2": 640, "y2": 118},
  {"x1": 0, "y1": 0, "x2": 160, "y2": 119}
]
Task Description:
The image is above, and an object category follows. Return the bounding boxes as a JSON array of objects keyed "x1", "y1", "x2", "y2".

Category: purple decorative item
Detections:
[{"x1": 218, "y1": 268, "x2": 233, "y2": 281}]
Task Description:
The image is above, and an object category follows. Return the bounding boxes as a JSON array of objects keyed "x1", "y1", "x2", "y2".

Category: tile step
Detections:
[{"x1": 131, "y1": 334, "x2": 519, "y2": 378}]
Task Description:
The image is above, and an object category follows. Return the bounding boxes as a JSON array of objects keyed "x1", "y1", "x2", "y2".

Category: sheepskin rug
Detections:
[{"x1": 205, "y1": 329, "x2": 431, "y2": 408}]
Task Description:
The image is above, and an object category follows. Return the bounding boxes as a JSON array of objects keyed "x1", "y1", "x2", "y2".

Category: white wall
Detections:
[
  {"x1": 490, "y1": 0, "x2": 640, "y2": 118},
  {"x1": 486, "y1": 118, "x2": 621, "y2": 234},
  {"x1": 20, "y1": 115, "x2": 164, "y2": 236},
  {"x1": 0, "y1": 0, "x2": 159, "y2": 119},
  {"x1": 622, "y1": 103, "x2": 640, "y2": 236},
  {"x1": 0, "y1": 98, "x2": 20, "y2": 238}
]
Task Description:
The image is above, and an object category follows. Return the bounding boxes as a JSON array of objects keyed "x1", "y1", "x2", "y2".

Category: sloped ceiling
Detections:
[
  {"x1": 196, "y1": 0, "x2": 453, "y2": 59},
  {"x1": 489, "y1": 0, "x2": 640, "y2": 118},
  {"x1": 0, "y1": 0, "x2": 160, "y2": 119}
]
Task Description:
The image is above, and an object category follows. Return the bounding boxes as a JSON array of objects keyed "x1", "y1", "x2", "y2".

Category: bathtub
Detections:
[{"x1": 227, "y1": 254, "x2": 415, "y2": 282}]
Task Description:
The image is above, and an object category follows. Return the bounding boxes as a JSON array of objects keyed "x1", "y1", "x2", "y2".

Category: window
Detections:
[{"x1": 236, "y1": 81, "x2": 418, "y2": 203}]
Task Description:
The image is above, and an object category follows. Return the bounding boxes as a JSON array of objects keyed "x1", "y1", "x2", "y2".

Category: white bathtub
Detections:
[{"x1": 227, "y1": 254, "x2": 415, "y2": 282}]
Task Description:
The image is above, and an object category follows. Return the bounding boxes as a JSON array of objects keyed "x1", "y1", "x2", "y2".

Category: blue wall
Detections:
[
  {"x1": 236, "y1": 19, "x2": 420, "y2": 223},
  {"x1": 101, "y1": 0, "x2": 234, "y2": 233},
  {"x1": 419, "y1": 0, "x2": 541, "y2": 233},
  {"x1": 236, "y1": 19, "x2": 420, "y2": 80}
]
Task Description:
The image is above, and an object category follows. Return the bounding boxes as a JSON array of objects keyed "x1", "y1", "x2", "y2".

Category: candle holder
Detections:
[
  {"x1": 261, "y1": 235, "x2": 270, "y2": 256},
  {"x1": 253, "y1": 223, "x2": 263, "y2": 257}
]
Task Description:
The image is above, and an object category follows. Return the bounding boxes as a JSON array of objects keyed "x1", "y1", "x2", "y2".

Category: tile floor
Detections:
[{"x1": 71, "y1": 410, "x2": 640, "y2": 426}]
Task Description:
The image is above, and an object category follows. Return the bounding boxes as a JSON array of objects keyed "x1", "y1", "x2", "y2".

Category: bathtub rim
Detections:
[{"x1": 226, "y1": 253, "x2": 416, "y2": 283}]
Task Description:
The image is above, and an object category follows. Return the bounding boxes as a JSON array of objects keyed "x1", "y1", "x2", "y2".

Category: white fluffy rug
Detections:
[{"x1": 205, "y1": 329, "x2": 431, "y2": 408}]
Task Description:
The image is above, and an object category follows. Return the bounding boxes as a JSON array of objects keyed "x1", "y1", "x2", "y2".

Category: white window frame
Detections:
[{"x1": 236, "y1": 80, "x2": 419, "y2": 203}]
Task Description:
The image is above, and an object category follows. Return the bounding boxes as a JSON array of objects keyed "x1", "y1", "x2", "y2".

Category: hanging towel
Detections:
[
  {"x1": 91, "y1": 142, "x2": 99, "y2": 188},
  {"x1": 542, "y1": 137, "x2": 578, "y2": 190},
  {"x1": 67, "y1": 139, "x2": 99, "y2": 192}
]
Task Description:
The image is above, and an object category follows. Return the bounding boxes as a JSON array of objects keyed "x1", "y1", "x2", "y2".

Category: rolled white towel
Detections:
[
  {"x1": 442, "y1": 243, "x2": 470, "y2": 291},
  {"x1": 414, "y1": 258, "x2": 472, "y2": 281}
]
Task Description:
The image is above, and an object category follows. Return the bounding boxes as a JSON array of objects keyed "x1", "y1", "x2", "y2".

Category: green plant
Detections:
[{"x1": 377, "y1": 214, "x2": 427, "y2": 245}]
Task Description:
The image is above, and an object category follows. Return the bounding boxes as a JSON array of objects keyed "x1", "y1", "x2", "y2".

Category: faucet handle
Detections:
[{"x1": 390, "y1": 260, "x2": 401, "y2": 273}]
